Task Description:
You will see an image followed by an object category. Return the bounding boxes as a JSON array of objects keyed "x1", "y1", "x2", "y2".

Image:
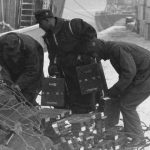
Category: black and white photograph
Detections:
[{"x1": 0, "y1": 0, "x2": 150, "y2": 149}]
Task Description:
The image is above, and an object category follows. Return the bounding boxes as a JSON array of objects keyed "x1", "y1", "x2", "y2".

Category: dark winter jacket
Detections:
[
  {"x1": 43, "y1": 18, "x2": 97, "y2": 68},
  {"x1": 0, "y1": 33, "x2": 44, "y2": 92},
  {"x1": 92, "y1": 39, "x2": 150, "y2": 97}
]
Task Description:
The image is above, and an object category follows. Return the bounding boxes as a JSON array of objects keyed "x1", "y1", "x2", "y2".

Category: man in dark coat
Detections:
[
  {"x1": 34, "y1": 9, "x2": 97, "y2": 113},
  {"x1": 0, "y1": 32, "x2": 44, "y2": 106},
  {"x1": 86, "y1": 38, "x2": 150, "y2": 146}
]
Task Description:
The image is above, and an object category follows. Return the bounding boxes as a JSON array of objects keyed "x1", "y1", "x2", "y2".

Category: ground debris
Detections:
[{"x1": 0, "y1": 84, "x2": 56, "y2": 150}]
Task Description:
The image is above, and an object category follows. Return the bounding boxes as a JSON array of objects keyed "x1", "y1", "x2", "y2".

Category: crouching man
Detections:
[
  {"x1": 0, "y1": 32, "x2": 44, "y2": 106},
  {"x1": 86, "y1": 38, "x2": 150, "y2": 147}
]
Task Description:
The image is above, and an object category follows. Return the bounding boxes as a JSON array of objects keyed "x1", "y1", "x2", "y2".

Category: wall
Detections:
[{"x1": 0, "y1": 0, "x2": 20, "y2": 31}]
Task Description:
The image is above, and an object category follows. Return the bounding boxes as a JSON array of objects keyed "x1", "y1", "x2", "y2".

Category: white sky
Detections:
[
  {"x1": 62, "y1": 0, "x2": 106, "y2": 29},
  {"x1": 63, "y1": 0, "x2": 106, "y2": 18}
]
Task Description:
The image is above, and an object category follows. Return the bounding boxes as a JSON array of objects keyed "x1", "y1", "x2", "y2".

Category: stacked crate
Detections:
[
  {"x1": 51, "y1": 112, "x2": 107, "y2": 149},
  {"x1": 38, "y1": 107, "x2": 146, "y2": 149}
]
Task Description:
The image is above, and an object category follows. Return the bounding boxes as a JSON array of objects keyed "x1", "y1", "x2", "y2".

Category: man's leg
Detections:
[
  {"x1": 120, "y1": 92, "x2": 149, "y2": 139},
  {"x1": 104, "y1": 98, "x2": 120, "y2": 129},
  {"x1": 120, "y1": 78, "x2": 150, "y2": 146}
]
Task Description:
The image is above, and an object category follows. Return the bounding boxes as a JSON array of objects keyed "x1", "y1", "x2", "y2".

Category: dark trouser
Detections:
[
  {"x1": 68, "y1": 90, "x2": 96, "y2": 113},
  {"x1": 105, "y1": 77, "x2": 150, "y2": 139},
  {"x1": 63, "y1": 66, "x2": 96, "y2": 114}
]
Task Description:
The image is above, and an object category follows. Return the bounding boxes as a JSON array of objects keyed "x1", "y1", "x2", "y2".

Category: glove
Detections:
[
  {"x1": 48, "y1": 64, "x2": 59, "y2": 76},
  {"x1": 11, "y1": 84, "x2": 21, "y2": 91},
  {"x1": 107, "y1": 88, "x2": 120, "y2": 99}
]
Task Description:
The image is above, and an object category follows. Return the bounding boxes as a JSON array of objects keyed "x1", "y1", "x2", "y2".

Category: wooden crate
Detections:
[
  {"x1": 76, "y1": 63, "x2": 103, "y2": 95},
  {"x1": 41, "y1": 77, "x2": 65, "y2": 107}
]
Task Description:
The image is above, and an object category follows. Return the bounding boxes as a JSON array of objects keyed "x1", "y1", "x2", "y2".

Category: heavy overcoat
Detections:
[
  {"x1": 43, "y1": 18, "x2": 97, "y2": 112},
  {"x1": 0, "y1": 33, "x2": 44, "y2": 103},
  {"x1": 95, "y1": 40, "x2": 150, "y2": 96}
]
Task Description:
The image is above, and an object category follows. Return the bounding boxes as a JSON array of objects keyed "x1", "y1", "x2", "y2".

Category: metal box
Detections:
[
  {"x1": 41, "y1": 77, "x2": 65, "y2": 107},
  {"x1": 76, "y1": 63, "x2": 103, "y2": 95}
]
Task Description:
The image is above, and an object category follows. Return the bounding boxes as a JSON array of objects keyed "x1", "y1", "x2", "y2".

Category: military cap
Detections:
[
  {"x1": 0, "y1": 32, "x2": 21, "y2": 56},
  {"x1": 34, "y1": 9, "x2": 54, "y2": 23}
]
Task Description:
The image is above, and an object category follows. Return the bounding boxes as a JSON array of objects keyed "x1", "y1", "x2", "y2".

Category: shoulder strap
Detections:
[
  {"x1": 68, "y1": 21, "x2": 74, "y2": 35},
  {"x1": 68, "y1": 20, "x2": 80, "y2": 40},
  {"x1": 53, "y1": 34, "x2": 58, "y2": 46}
]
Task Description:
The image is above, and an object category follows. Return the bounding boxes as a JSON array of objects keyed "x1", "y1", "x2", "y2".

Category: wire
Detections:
[
  {"x1": 72, "y1": 0, "x2": 95, "y2": 18},
  {"x1": 0, "y1": 83, "x2": 41, "y2": 128},
  {"x1": 64, "y1": 7, "x2": 94, "y2": 20},
  {"x1": 0, "y1": 86, "x2": 48, "y2": 149}
]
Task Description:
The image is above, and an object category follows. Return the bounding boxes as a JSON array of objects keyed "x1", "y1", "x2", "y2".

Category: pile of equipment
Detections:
[
  {"x1": 39, "y1": 107, "x2": 140, "y2": 150},
  {"x1": 0, "y1": 82, "x2": 57, "y2": 150}
]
